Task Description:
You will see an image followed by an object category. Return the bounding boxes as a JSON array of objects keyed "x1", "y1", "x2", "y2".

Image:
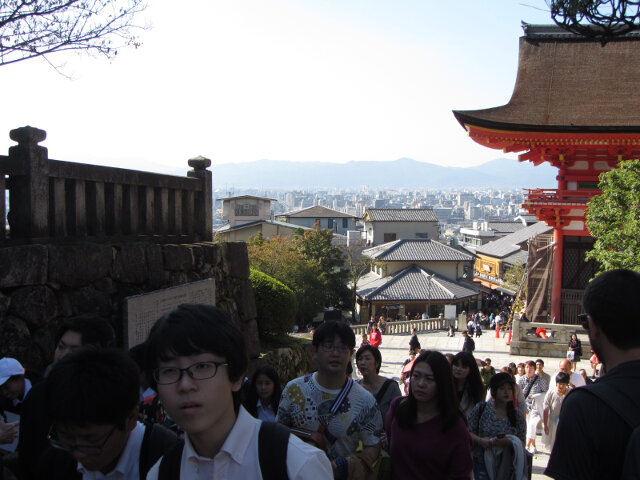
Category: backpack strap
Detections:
[
  {"x1": 139, "y1": 424, "x2": 180, "y2": 480},
  {"x1": 579, "y1": 383, "x2": 640, "y2": 428},
  {"x1": 258, "y1": 422, "x2": 290, "y2": 480},
  {"x1": 157, "y1": 440, "x2": 185, "y2": 480},
  {"x1": 375, "y1": 379, "x2": 394, "y2": 405}
]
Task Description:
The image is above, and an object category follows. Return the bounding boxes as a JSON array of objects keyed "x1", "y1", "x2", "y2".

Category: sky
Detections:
[{"x1": 0, "y1": 0, "x2": 554, "y2": 174}]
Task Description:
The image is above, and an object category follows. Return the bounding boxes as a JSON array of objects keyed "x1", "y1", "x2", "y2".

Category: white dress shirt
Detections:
[
  {"x1": 79, "y1": 422, "x2": 145, "y2": 480},
  {"x1": 548, "y1": 370, "x2": 586, "y2": 391},
  {"x1": 146, "y1": 406, "x2": 332, "y2": 480}
]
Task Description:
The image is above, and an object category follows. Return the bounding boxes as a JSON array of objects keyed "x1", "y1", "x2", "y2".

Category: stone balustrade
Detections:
[{"x1": 352, "y1": 316, "x2": 460, "y2": 337}]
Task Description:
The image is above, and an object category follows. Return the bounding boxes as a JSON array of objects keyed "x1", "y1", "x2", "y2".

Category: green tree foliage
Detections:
[
  {"x1": 502, "y1": 263, "x2": 527, "y2": 294},
  {"x1": 340, "y1": 244, "x2": 378, "y2": 321},
  {"x1": 249, "y1": 269, "x2": 297, "y2": 336},
  {"x1": 247, "y1": 230, "x2": 350, "y2": 322},
  {"x1": 586, "y1": 159, "x2": 640, "y2": 273},
  {"x1": 0, "y1": 0, "x2": 147, "y2": 67}
]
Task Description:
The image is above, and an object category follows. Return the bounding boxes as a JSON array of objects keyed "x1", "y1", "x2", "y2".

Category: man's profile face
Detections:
[
  {"x1": 54, "y1": 417, "x2": 135, "y2": 474},
  {"x1": 559, "y1": 360, "x2": 571, "y2": 373},
  {"x1": 1, "y1": 376, "x2": 25, "y2": 401},
  {"x1": 315, "y1": 335, "x2": 352, "y2": 376},
  {"x1": 54, "y1": 330, "x2": 83, "y2": 364}
]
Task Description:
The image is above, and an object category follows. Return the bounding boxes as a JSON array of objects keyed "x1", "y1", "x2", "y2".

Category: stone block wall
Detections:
[{"x1": 0, "y1": 241, "x2": 260, "y2": 373}]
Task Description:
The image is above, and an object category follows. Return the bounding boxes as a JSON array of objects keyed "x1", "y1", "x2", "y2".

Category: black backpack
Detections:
[
  {"x1": 35, "y1": 423, "x2": 178, "y2": 480},
  {"x1": 582, "y1": 383, "x2": 640, "y2": 479},
  {"x1": 158, "y1": 421, "x2": 290, "y2": 480}
]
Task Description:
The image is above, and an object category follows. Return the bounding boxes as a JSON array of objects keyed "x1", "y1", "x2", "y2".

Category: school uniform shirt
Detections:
[
  {"x1": 256, "y1": 399, "x2": 276, "y2": 422},
  {"x1": 78, "y1": 422, "x2": 145, "y2": 480},
  {"x1": 146, "y1": 406, "x2": 332, "y2": 480}
]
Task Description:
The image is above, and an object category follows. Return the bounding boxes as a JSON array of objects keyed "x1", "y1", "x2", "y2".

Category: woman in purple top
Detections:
[{"x1": 385, "y1": 350, "x2": 473, "y2": 480}]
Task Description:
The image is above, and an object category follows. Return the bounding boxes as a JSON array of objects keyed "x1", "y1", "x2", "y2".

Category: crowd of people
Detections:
[{"x1": 0, "y1": 269, "x2": 639, "y2": 480}]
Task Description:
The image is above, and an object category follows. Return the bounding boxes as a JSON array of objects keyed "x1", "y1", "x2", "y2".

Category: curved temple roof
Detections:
[{"x1": 453, "y1": 24, "x2": 640, "y2": 133}]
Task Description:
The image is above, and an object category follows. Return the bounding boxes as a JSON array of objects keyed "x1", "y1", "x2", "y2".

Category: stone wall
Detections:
[{"x1": 0, "y1": 241, "x2": 259, "y2": 373}]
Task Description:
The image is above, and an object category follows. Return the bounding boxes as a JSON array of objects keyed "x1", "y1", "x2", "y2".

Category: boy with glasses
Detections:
[
  {"x1": 144, "y1": 304, "x2": 331, "y2": 479},
  {"x1": 37, "y1": 348, "x2": 177, "y2": 480},
  {"x1": 277, "y1": 321, "x2": 382, "y2": 479}
]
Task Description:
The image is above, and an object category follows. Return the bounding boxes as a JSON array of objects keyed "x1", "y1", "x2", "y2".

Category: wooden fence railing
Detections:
[
  {"x1": 1, "y1": 126, "x2": 212, "y2": 244},
  {"x1": 351, "y1": 316, "x2": 460, "y2": 337}
]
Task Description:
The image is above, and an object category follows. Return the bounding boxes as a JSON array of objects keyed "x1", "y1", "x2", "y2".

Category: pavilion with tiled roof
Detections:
[
  {"x1": 275, "y1": 205, "x2": 357, "y2": 235},
  {"x1": 453, "y1": 23, "x2": 640, "y2": 322},
  {"x1": 355, "y1": 239, "x2": 478, "y2": 320},
  {"x1": 362, "y1": 208, "x2": 440, "y2": 246}
]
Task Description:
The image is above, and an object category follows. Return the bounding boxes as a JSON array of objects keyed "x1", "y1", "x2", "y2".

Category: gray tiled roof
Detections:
[
  {"x1": 357, "y1": 265, "x2": 479, "y2": 301},
  {"x1": 214, "y1": 220, "x2": 312, "y2": 233},
  {"x1": 487, "y1": 222, "x2": 526, "y2": 234},
  {"x1": 279, "y1": 205, "x2": 354, "y2": 218},
  {"x1": 475, "y1": 221, "x2": 553, "y2": 258},
  {"x1": 363, "y1": 239, "x2": 474, "y2": 262},
  {"x1": 364, "y1": 208, "x2": 438, "y2": 222}
]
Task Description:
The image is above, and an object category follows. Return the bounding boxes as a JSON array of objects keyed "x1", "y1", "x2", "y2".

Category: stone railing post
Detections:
[
  {"x1": 187, "y1": 156, "x2": 212, "y2": 241},
  {"x1": 8, "y1": 126, "x2": 49, "y2": 239}
]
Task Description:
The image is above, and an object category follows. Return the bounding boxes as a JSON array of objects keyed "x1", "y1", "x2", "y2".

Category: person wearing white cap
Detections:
[{"x1": 0, "y1": 357, "x2": 30, "y2": 415}]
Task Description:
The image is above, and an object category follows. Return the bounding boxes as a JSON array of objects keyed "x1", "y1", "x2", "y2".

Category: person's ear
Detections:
[
  {"x1": 231, "y1": 374, "x2": 244, "y2": 393},
  {"x1": 125, "y1": 407, "x2": 138, "y2": 432}
]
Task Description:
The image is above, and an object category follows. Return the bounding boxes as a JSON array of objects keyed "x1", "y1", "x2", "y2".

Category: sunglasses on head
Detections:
[{"x1": 577, "y1": 313, "x2": 589, "y2": 330}]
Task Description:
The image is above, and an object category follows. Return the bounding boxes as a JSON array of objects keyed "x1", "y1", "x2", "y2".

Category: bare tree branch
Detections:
[
  {"x1": 547, "y1": 0, "x2": 640, "y2": 43},
  {"x1": 0, "y1": 0, "x2": 147, "y2": 67}
]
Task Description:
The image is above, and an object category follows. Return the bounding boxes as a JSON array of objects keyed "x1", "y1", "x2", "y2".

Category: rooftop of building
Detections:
[
  {"x1": 453, "y1": 23, "x2": 640, "y2": 132},
  {"x1": 363, "y1": 208, "x2": 439, "y2": 222},
  {"x1": 475, "y1": 221, "x2": 553, "y2": 259},
  {"x1": 277, "y1": 205, "x2": 355, "y2": 218},
  {"x1": 363, "y1": 238, "x2": 475, "y2": 262}
]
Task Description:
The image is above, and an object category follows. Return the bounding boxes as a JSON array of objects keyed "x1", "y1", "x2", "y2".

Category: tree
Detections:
[
  {"x1": 0, "y1": 0, "x2": 147, "y2": 67},
  {"x1": 585, "y1": 159, "x2": 640, "y2": 273},
  {"x1": 293, "y1": 229, "x2": 350, "y2": 311},
  {"x1": 340, "y1": 244, "x2": 377, "y2": 322},
  {"x1": 249, "y1": 268, "x2": 297, "y2": 336},
  {"x1": 547, "y1": 0, "x2": 640, "y2": 43}
]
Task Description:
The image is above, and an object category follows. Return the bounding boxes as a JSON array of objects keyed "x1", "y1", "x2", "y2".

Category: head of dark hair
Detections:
[
  {"x1": 128, "y1": 343, "x2": 146, "y2": 371},
  {"x1": 45, "y1": 348, "x2": 139, "y2": 428},
  {"x1": 535, "y1": 359, "x2": 544, "y2": 366},
  {"x1": 555, "y1": 372, "x2": 571, "y2": 384},
  {"x1": 452, "y1": 352, "x2": 485, "y2": 404},
  {"x1": 312, "y1": 321, "x2": 355, "y2": 350},
  {"x1": 54, "y1": 315, "x2": 115, "y2": 349},
  {"x1": 356, "y1": 345, "x2": 382, "y2": 374},
  {"x1": 583, "y1": 269, "x2": 640, "y2": 350},
  {"x1": 395, "y1": 350, "x2": 462, "y2": 432},
  {"x1": 144, "y1": 304, "x2": 248, "y2": 412},
  {"x1": 525, "y1": 360, "x2": 536, "y2": 368},
  {"x1": 243, "y1": 365, "x2": 282, "y2": 417},
  {"x1": 489, "y1": 372, "x2": 518, "y2": 428}
]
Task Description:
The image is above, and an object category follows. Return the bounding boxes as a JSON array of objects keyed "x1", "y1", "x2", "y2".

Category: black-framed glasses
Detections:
[
  {"x1": 578, "y1": 313, "x2": 589, "y2": 330},
  {"x1": 48, "y1": 425, "x2": 116, "y2": 456},
  {"x1": 319, "y1": 342, "x2": 349, "y2": 353},
  {"x1": 153, "y1": 360, "x2": 228, "y2": 385}
]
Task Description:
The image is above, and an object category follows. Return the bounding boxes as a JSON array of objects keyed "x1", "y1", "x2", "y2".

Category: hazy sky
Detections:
[{"x1": 1, "y1": 1, "x2": 553, "y2": 173}]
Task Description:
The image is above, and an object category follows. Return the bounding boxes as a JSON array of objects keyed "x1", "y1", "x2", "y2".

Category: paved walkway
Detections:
[{"x1": 368, "y1": 329, "x2": 592, "y2": 480}]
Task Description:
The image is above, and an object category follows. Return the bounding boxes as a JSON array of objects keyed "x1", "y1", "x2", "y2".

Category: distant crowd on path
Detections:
[{"x1": 1, "y1": 269, "x2": 639, "y2": 480}]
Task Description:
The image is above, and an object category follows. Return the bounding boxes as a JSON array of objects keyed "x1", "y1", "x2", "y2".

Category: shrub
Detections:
[{"x1": 250, "y1": 268, "x2": 298, "y2": 335}]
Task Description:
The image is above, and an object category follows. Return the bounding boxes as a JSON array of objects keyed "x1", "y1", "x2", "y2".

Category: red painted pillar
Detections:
[{"x1": 551, "y1": 229, "x2": 563, "y2": 323}]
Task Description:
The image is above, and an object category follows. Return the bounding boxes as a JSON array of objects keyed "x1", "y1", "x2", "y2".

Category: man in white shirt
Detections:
[
  {"x1": 144, "y1": 304, "x2": 332, "y2": 479},
  {"x1": 38, "y1": 348, "x2": 177, "y2": 479},
  {"x1": 548, "y1": 359, "x2": 586, "y2": 391},
  {"x1": 277, "y1": 320, "x2": 382, "y2": 479}
]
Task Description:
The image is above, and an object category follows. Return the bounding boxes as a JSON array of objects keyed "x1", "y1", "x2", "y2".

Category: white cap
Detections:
[{"x1": 0, "y1": 358, "x2": 25, "y2": 386}]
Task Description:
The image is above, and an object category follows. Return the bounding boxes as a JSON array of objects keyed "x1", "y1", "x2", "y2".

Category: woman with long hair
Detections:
[
  {"x1": 468, "y1": 373, "x2": 527, "y2": 480},
  {"x1": 385, "y1": 350, "x2": 472, "y2": 479},
  {"x1": 452, "y1": 352, "x2": 485, "y2": 418},
  {"x1": 243, "y1": 365, "x2": 282, "y2": 422}
]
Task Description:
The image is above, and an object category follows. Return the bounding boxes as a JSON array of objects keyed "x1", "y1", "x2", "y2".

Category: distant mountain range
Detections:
[{"x1": 208, "y1": 157, "x2": 557, "y2": 189}]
